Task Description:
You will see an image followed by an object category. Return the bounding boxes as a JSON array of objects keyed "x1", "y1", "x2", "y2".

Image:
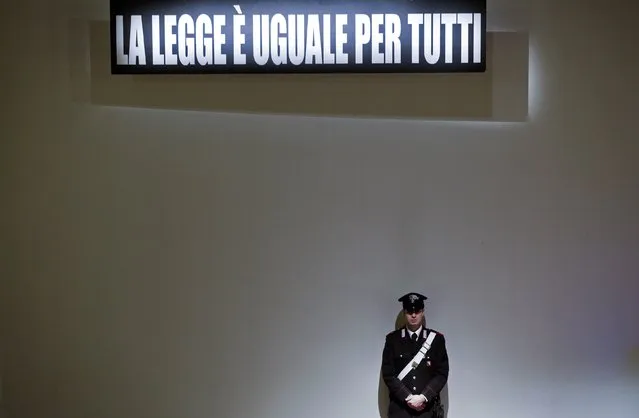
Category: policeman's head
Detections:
[{"x1": 398, "y1": 292, "x2": 427, "y2": 330}]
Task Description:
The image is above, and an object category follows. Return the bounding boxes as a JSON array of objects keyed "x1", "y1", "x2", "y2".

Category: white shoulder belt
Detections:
[{"x1": 397, "y1": 331, "x2": 437, "y2": 381}]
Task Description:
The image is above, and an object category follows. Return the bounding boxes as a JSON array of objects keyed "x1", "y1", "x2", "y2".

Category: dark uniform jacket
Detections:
[{"x1": 381, "y1": 326, "x2": 449, "y2": 418}]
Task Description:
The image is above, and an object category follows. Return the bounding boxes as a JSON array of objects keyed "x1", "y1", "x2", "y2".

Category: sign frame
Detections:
[{"x1": 110, "y1": 0, "x2": 487, "y2": 75}]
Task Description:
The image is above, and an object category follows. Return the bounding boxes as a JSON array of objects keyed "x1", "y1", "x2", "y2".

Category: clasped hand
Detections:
[{"x1": 405, "y1": 394, "x2": 427, "y2": 411}]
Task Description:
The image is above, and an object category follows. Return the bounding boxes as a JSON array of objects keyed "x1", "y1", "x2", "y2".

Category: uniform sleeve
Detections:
[
  {"x1": 381, "y1": 335, "x2": 412, "y2": 401},
  {"x1": 421, "y1": 333, "x2": 449, "y2": 401}
]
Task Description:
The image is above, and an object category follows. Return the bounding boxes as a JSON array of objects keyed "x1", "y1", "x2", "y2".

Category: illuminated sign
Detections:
[{"x1": 110, "y1": 0, "x2": 486, "y2": 74}]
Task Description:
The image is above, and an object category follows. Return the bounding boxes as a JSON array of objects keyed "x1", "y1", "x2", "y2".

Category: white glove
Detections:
[{"x1": 407, "y1": 394, "x2": 427, "y2": 409}]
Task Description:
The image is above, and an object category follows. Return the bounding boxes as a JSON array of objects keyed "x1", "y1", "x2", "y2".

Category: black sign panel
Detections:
[{"x1": 110, "y1": 0, "x2": 487, "y2": 74}]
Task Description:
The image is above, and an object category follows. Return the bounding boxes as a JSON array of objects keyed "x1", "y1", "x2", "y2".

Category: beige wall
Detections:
[{"x1": 1, "y1": 1, "x2": 638, "y2": 418}]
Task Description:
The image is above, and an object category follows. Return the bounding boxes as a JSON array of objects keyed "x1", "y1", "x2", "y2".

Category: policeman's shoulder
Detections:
[
  {"x1": 385, "y1": 328, "x2": 403, "y2": 339},
  {"x1": 425, "y1": 328, "x2": 446, "y2": 338}
]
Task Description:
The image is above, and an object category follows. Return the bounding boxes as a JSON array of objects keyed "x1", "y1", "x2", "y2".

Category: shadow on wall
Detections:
[
  {"x1": 67, "y1": 20, "x2": 530, "y2": 122},
  {"x1": 378, "y1": 310, "x2": 449, "y2": 418}
]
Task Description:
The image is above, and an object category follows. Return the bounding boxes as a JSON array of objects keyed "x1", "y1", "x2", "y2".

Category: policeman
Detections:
[{"x1": 381, "y1": 292, "x2": 449, "y2": 418}]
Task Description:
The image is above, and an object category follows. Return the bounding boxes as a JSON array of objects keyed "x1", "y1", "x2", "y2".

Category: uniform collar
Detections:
[{"x1": 405, "y1": 325, "x2": 423, "y2": 338}]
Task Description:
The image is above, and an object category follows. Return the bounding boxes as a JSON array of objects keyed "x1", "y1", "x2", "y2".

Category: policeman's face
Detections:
[{"x1": 405, "y1": 309, "x2": 424, "y2": 328}]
